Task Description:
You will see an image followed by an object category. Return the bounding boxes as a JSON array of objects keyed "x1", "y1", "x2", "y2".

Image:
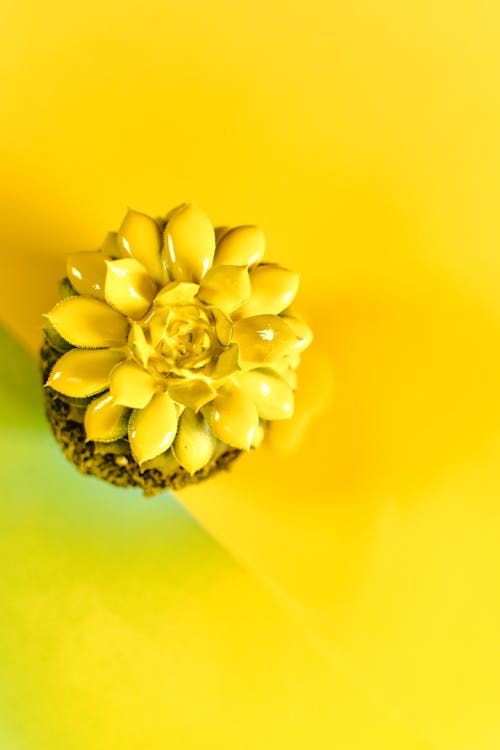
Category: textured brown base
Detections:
[{"x1": 40, "y1": 339, "x2": 242, "y2": 496}]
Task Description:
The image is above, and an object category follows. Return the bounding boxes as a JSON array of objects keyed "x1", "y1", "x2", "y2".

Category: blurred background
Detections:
[{"x1": 1, "y1": 0, "x2": 500, "y2": 747}]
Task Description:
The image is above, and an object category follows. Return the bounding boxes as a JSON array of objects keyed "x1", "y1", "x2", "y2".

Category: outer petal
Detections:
[
  {"x1": 128, "y1": 391, "x2": 178, "y2": 464},
  {"x1": 173, "y1": 409, "x2": 217, "y2": 474},
  {"x1": 234, "y1": 368, "x2": 294, "y2": 420},
  {"x1": 232, "y1": 314, "x2": 299, "y2": 364},
  {"x1": 197, "y1": 265, "x2": 251, "y2": 314},
  {"x1": 109, "y1": 360, "x2": 157, "y2": 409},
  {"x1": 251, "y1": 421, "x2": 265, "y2": 448},
  {"x1": 213, "y1": 225, "x2": 265, "y2": 267},
  {"x1": 117, "y1": 209, "x2": 165, "y2": 284},
  {"x1": 84, "y1": 391, "x2": 129, "y2": 442},
  {"x1": 105, "y1": 259, "x2": 157, "y2": 320},
  {"x1": 66, "y1": 251, "x2": 107, "y2": 298},
  {"x1": 167, "y1": 378, "x2": 216, "y2": 411},
  {"x1": 46, "y1": 296, "x2": 129, "y2": 349},
  {"x1": 45, "y1": 348, "x2": 125, "y2": 398},
  {"x1": 280, "y1": 311, "x2": 314, "y2": 353},
  {"x1": 211, "y1": 385, "x2": 259, "y2": 450},
  {"x1": 235, "y1": 264, "x2": 300, "y2": 319},
  {"x1": 163, "y1": 203, "x2": 215, "y2": 282}
]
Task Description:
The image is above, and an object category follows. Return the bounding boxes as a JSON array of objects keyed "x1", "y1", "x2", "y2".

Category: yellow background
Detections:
[{"x1": 1, "y1": 0, "x2": 500, "y2": 747}]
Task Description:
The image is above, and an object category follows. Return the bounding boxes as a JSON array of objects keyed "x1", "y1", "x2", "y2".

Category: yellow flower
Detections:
[{"x1": 44, "y1": 203, "x2": 312, "y2": 475}]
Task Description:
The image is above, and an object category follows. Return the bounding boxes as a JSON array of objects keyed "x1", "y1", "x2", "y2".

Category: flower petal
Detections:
[
  {"x1": 154, "y1": 281, "x2": 199, "y2": 307},
  {"x1": 211, "y1": 385, "x2": 259, "y2": 450},
  {"x1": 252, "y1": 421, "x2": 265, "y2": 448},
  {"x1": 234, "y1": 264, "x2": 300, "y2": 318},
  {"x1": 105, "y1": 259, "x2": 157, "y2": 320},
  {"x1": 232, "y1": 314, "x2": 299, "y2": 364},
  {"x1": 128, "y1": 322, "x2": 153, "y2": 368},
  {"x1": 213, "y1": 225, "x2": 265, "y2": 267},
  {"x1": 129, "y1": 391, "x2": 178, "y2": 465},
  {"x1": 45, "y1": 348, "x2": 125, "y2": 398},
  {"x1": 66, "y1": 251, "x2": 107, "y2": 298},
  {"x1": 163, "y1": 203, "x2": 215, "y2": 282},
  {"x1": 117, "y1": 209, "x2": 165, "y2": 284},
  {"x1": 173, "y1": 408, "x2": 217, "y2": 474},
  {"x1": 140, "y1": 448, "x2": 180, "y2": 474},
  {"x1": 110, "y1": 360, "x2": 157, "y2": 409},
  {"x1": 45, "y1": 296, "x2": 129, "y2": 348},
  {"x1": 148, "y1": 310, "x2": 168, "y2": 348},
  {"x1": 167, "y1": 378, "x2": 216, "y2": 411},
  {"x1": 210, "y1": 343, "x2": 240, "y2": 379},
  {"x1": 84, "y1": 391, "x2": 129, "y2": 442},
  {"x1": 280, "y1": 310, "x2": 314, "y2": 353},
  {"x1": 197, "y1": 265, "x2": 251, "y2": 314},
  {"x1": 234, "y1": 368, "x2": 294, "y2": 420},
  {"x1": 209, "y1": 306, "x2": 233, "y2": 346}
]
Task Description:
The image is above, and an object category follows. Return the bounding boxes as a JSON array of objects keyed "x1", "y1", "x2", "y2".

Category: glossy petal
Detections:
[
  {"x1": 128, "y1": 391, "x2": 178, "y2": 464},
  {"x1": 210, "y1": 343, "x2": 240, "y2": 379},
  {"x1": 154, "y1": 281, "x2": 199, "y2": 307},
  {"x1": 209, "y1": 306, "x2": 233, "y2": 346},
  {"x1": 140, "y1": 448, "x2": 180, "y2": 474},
  {"x1": 234, "y1": 368, "x2": 294, "y2": 420},
  {"x1": 66, "y1": 251, "x2": 107, "y2": 298},
  {"x1": 148, "y1": 310, "x2": 168, "y2": 348},
  {"x1": 232, "y1": 314, "x2": 299, "y2": 364},
  {"x1": 211, "y1": 386, "x2": 259, "y2": 450},
  {"x1": 163, "y1": 203, "x2": 216, "y2": 282},
  {"x1": 198, "y1": 265, "x2": 251, "y2": 314},
  {"x1": 45, "y1": 348, "x2": 125, "y2": 398},
  {"x1": 128, "y1": 322, "x2": 153, "y2": 368},
  {"x1": 110, "y1": 360, "x2": 157, "y2": 409},
  {"x1": 173, "y1": 408, "x2": 217, "y2": 474},
  {"x1": 105, "y1": 259, "x2": 157, "y2": 320},
  {"x1": 167, "y1": 378, "x2": 216, "y2": 411},
  {"x1": 251, "y1": 421, "x2": 265, "y2": 448},
  {"x1": 84, "y1": 391, "x2": 129, "y2": 442},
  {"x1": 45, "y1": 296, "x2": 129, "y2": 348},
  {"x1": 117, "y1": 209, "x2": 165, "y2": 283},
  {"x1": 235, "y1": 264, "x2": 300, "y2": 318},
  {"x1": 280, "y1": 311, "x2": 314, "y2": 353},
  {"x1": 214, "y1": 225, "x2": 265, "y2": 267}
]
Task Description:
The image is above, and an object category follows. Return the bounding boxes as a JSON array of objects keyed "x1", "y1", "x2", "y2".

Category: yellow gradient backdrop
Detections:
[{"x1": 1, "y1": 0, "x2": 500, "y2": 748}]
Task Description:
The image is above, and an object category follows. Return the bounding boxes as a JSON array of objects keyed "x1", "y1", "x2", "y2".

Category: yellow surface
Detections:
[{"x1": 1, "y1": 0, "x2": 500, "y2": 747}]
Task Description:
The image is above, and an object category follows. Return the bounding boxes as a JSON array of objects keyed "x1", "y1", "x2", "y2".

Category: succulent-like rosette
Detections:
[{"x1": 44, "y1": 203, "x2": 312, "y2": 477}]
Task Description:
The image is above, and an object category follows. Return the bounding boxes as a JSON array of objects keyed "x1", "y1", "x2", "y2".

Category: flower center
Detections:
[{"x1": 146, "y1": 302, "x2": 222, "y2": 376}]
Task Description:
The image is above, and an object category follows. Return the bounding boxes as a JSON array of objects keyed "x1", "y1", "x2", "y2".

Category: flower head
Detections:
[{"x1": 44, "y1": 203, "x2": 312, "y2": 475}]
